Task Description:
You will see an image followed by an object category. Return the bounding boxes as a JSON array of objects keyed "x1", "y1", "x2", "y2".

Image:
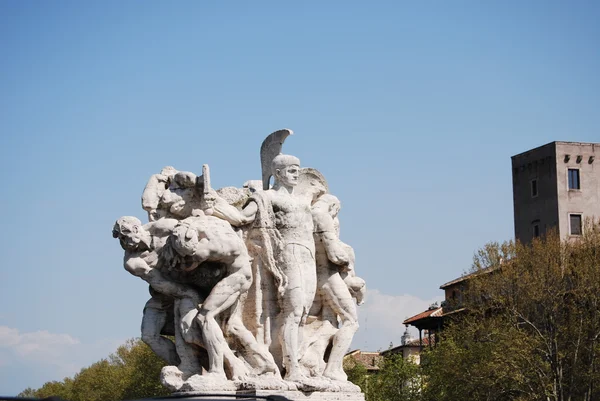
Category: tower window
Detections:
[
  {"x1": 568, "y1": 169, "x2": 580, "y2": 190},
  {"x1": 531, "y1": 179, "x2": 538, "y2": 197},
  {"x1": 533, "y1": 224, "x2": 540, "y2": 238}
]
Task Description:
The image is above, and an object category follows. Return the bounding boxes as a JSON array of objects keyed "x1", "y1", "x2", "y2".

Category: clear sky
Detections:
[{"x1": 1, "y1": 1, "x2": 599, "y2": 395}]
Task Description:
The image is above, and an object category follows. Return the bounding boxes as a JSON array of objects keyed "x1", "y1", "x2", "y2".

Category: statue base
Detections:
[
  {"x1": 175, "y1": 390, "x2": 365, "y2": 401},
  {"x1": 163, "y1": 367, "x2": 364, "y2": 395}
]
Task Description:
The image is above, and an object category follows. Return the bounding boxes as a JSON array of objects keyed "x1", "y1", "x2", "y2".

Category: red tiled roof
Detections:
[
  {"x1": 344, "y1": 350, "x2": 383, "y2": 370},
  {"x1": 402, "y1": 307, "x2": 443, "y2": 324},
  {"x1": 380, "y1": 337, "x2": 436, "y2": 355}
]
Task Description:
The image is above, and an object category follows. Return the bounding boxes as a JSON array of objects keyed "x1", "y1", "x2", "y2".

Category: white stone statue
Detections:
[
  {"x1": 165, "y1": 214, "x2": 279, "y2": 383},
  {"x1": 310, "y1": 194, "x2": 365, "y2": 381},
  {"x1": 113, "y1": 129, "x2": 366, "y2": 400},
  {"x1": 141, "y1": 166, "x2": 178, "y2": 221},
  {"x1": 112, "y1": 216, "x2": 204, "y2": 377}
]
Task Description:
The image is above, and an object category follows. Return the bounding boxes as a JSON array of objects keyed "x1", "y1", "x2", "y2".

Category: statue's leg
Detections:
[
  {"x1": 141, "y1": 298, "x2": 180, "y2": 366},
  {"x1": 226, "y1": 312, "x2": 280, "y2": 376},
  {"x1": 179, "y1": 296, "x2": 203, "y2": 346},
  {"x1": 174, "y1": 298, "x2": 204, "y2": 377},
  {"x1": 298, "y1": 247, "x2": 318, "y2": 365},
  {"x1": 301, "y1": 251, "x2": 318, "y2": 323},
  {"x1": 197, "y1": 272, "x2": 249, "y2": 379},
  {"x1": 299, "y1": 288, "x2": 324, "y2": 361},
  {"x1": 321, "y1": 272, "x2": 358, "y2": 381},
  {"x1": 279, "y1": 245, "x2": 315, "y2": 381},
  {"x1": 279, "y1": 285, "x2": 304, "y2": 380},
  {"x1": 298, "y1": 263, "x2": 328, "y2": 369},
  {"x1": 298, "y1": 303, "x2": 337, "y2": 377}
]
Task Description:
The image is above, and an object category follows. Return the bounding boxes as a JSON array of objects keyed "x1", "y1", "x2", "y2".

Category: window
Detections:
[
  {"x1": 568, "y1": 169, "x2": 580, "y2": 190},
  {"x1": 533, "y1": 224, "x2": 540, "y2": 238},
  {"x1": 531, "y1": 179, "x2": 538, "y2": 197},
  {"x1": 570, "y1": 214, "x2": 582, "y2": 236}
]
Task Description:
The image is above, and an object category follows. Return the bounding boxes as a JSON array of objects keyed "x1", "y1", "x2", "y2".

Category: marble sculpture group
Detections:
[{"x1": 112, "y1": 130, "x2": 366, "y2": 394}]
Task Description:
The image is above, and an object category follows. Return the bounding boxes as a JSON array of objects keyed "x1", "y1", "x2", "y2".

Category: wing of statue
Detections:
[
  {"x1": 296, "y1": 167, "x2": 329, "y2": 202},
  {"x1": 260, "y1": 129, "x2": 293, "y2": 190}
]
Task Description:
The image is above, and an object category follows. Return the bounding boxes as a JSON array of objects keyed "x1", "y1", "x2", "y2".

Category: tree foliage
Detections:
[
  {"x1": 345, "y1": 353, "x2": 422, "y2": 401},
  {"x1": 20, "y1": 225, "x2": 600, "y2": 401},
  {"x1": 18, "y1": 339, "x2": 170, "y2": 401},
  {"x1": 344, "y1": 357, "x2": 369, "y2": 392},
  {"x1": 424, "y1": 226, "x2": 600, "y2": 401}
]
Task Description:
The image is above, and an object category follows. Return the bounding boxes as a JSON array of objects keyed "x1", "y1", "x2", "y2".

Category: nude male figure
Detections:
[
  {"x1": 112, "y1": 216, "x2": 202, "y2": 374},
  {"x1": 311, "y1": 194, "x2": 364, "y2": 381},
  {"x1": 168, "y1": 214, "x2": 278, "y2": 380},
  {"x1": 206, "y1": 154, "x2": 318, "y2": 382},
  {"x1": 141, "y1": 166, "x2": 178, "y2": 222}
]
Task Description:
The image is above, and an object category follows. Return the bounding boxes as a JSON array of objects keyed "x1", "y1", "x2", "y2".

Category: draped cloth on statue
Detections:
[{"x1": 232, "y1": 191, "x2": 286, "y2": 370}]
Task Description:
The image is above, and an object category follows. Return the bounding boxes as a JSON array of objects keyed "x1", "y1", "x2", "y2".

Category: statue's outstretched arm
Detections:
[
  {"x1": 147, "y1": 219, "x2": 178, "y2": 236},
  {"x1": 146, "y1": 269, "x2": 198, "y2": 299},
  {"x1": 312, "y1": 207, "x2": 349, "y2": 267},
  {"x1": 210, "y1": 198, "x2": 257, "y2": 227},
  {"x1": 124, "y1": 256, "x2": 197, "y2": 299},
  {"x1": 318, "y1": 231, "x2": 350, "y2": 267}
]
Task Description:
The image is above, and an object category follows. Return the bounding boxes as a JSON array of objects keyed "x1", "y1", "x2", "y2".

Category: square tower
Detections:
[{"x1": 512, "y1": 141, "x2": 600, "y2": 243}]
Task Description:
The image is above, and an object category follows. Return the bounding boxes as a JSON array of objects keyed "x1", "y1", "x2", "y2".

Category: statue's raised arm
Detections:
[{"x1": 200, "y1": 164, "x2": 258, "y2": 226}]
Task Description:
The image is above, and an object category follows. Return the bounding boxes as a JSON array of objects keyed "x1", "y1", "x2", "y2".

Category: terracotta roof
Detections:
[
  {"x1": 380, "y1": 337, "x2": 435, "y2": 355},
  {"x1": 344, "y1": 350, "x2": 383, "y2": 370},
  {"x1": 402, "y1": 307, "x2": 443, "y2": 325}
]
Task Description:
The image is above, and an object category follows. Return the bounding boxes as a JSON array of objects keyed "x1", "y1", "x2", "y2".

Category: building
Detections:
[
  {"x1": 438, "y1": 264, "x2": 496, "y2": 315},
  {"x1": 402, "y1": 141, "x2": 600, "y2": 355},
  {"x1": 343, "y1": 329, "x2": 435, "y2": 368},
  {"x1": 512, "y1": 141, "x2": 600, "y2": 243},
  {"x1": 401, "y1": 266, "x2": 495, "y2": 350},
  {"x1": 401, "y1": 304, "x2": 443, "y2": 350},
  {"x1": 380, "y1": 328, "x2": 434, "y2": 365},
  {"x1": 344, "y1": 350, "x2": 383, "y2": 373},
  {"x1": 352, "y1": 141, "x2": 600, "y2": 367}
]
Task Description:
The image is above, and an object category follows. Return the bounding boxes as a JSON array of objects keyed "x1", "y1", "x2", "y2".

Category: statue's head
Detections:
[
  {"x1": 170, "y1": 223, "x2": 199, "y2": 258},
  {"x1": 173, "y1": 171, "x2": 196, "y2": 189},
  {"x1": 160, "y1": 166, "x2": 178, "y2": 177},
  {"x1": 318, "y1": 194, "x2": 341, "y2": 217},
  {"x1": 112, "y1": 216, "x2": 145, "y2": 251},
  {"x1": 272, "y1": 154, "x2": 300, "y2": 187}
]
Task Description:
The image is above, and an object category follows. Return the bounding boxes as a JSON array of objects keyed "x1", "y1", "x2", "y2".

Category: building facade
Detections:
[
  {"x1": 512, "y1": 141, "x2": 600, "y2": 243},
  {"x1": 352, "y1": 141, "x2": 600, "y2": 367}
]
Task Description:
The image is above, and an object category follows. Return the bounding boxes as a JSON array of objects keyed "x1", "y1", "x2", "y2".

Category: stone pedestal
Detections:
[{"x1": 176, "y1": 390, "x2": 365, "y2": 401}]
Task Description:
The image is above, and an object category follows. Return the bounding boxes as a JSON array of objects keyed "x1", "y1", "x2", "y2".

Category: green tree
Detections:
[
  {"x1": 112, "y1": 339, "x2": 171, "y2": 400},
  {"x1": 21, "y1": 378, "x2": 74, "y2": 400},
  {"x1": 345, "y1": 353, "x2": 422, "y2": 401},
  {"x1": 70, "y1": 359, "x2": 124, "y2": 401},
  {"x1": 424, "y1": 225, "x2": 600, "y2": 401},
  {"x1": 344, "y1": 358, "x2": 368, "y2": 394},
  {"x1": 18, "y1": 339, "x2": 170, "y2": 401},
  {"x1": 373, "y1": 353, "x2": 422, "y2": 401}
]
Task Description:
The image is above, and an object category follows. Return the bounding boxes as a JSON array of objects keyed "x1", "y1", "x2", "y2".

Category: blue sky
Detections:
[{"x1": 1, "y1": 1, "x2": 599, "y2": 395}]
